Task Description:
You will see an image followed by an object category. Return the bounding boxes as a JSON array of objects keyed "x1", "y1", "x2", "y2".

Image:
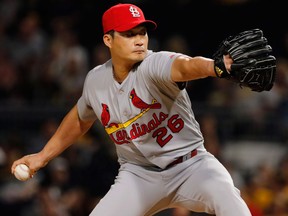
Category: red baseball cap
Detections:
[{"x1": 102, "y1": 3, "x2": 157, "y2": 34}]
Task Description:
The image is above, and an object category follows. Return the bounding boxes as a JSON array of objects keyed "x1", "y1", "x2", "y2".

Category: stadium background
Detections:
[{"x1": 0, "y1": 0, "x2": 287, "y2": 215}]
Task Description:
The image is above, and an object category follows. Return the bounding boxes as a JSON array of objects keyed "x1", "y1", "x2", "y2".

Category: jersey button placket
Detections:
[{"x1": 118, "y1": 88, "x2": 130, "y2": 121}]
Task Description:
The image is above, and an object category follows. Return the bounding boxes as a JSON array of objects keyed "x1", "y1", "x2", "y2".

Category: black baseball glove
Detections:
[{"x1": 213, "y1": 28, "x2": 276, "y2": 92}]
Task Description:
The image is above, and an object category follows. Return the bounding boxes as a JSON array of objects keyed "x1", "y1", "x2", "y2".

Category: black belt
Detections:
[{"x1": 167, "y1": 149, "x2": 198, "y2": 168}]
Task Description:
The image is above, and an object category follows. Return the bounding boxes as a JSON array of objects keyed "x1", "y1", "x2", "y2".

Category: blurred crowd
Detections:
[{"x1": 0, "y1": 0, "x2": 288, "y2": 216}]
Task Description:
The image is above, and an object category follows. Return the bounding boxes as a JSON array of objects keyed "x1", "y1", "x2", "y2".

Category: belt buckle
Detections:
[
  {"x1": 182, "y1": 153, "x2": 191, "y2": 161},
  {"x1": 167, "y1": 149, "x2": 197, "y2": 169}
]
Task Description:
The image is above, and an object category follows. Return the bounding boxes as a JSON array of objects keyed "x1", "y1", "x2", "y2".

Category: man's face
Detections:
[{"x1": 108, "y1": 25, "x2": 149, "y2": 64}]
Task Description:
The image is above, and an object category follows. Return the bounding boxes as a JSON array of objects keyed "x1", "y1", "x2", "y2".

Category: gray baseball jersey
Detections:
[
  {"x1": 77, "y1": 50, "x2": 204, "y2": 169},
  {"x1": 77, "y1": 50, "x2": 252, "y2": 216}
]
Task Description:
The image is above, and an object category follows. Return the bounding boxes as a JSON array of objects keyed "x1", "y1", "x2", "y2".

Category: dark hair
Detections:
[{"x1": 106, "y1": 30, "x2": 115, "y2": 38}]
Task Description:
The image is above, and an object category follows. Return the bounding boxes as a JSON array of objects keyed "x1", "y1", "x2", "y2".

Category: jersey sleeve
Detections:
[
  {"x1": 145, "y1": 51, "x2": 187, "y2": 90},
  {"x1": 77, "y1": 71, "x2": 98, "y2": 121}
]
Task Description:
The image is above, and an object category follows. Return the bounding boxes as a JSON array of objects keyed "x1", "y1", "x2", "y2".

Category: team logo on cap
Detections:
[{"x1": 129, "y1": 6, "x2": 141, "y2": 17}]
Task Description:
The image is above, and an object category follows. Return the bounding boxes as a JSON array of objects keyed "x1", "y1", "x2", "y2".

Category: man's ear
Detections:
[{"x1": 103, "y1": 34, "x2": 112, "y2": 48}]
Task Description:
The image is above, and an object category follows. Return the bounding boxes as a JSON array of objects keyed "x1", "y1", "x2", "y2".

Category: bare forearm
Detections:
[
  {"x1": 11, "y1": 105, "x2": 95, "y2": 176},
  {"x1": 171, "y1": 55, "x2": 231, "y2": 82},
  {"x1": 39, "y1": 105, "x2": 94, "y2": 163},
  {"x1": 171, "y1": 56, "x2": 214, "y2": 82},
  {"x1": 186, "y1": 56, "x2": 216, "y2": 79}
]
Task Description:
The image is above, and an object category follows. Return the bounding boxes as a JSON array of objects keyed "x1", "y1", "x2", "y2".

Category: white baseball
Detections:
[{"x1": 14, "y1": 164, "x2": 31, "y2": 181}]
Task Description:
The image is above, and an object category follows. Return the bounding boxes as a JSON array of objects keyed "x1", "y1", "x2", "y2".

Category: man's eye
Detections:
[
  {"x1": 122, "y1": 31, "x2": 146, "y2": 37},
  {"x1": 123, "y1": 32, "x2": 133, "y2": 37}
]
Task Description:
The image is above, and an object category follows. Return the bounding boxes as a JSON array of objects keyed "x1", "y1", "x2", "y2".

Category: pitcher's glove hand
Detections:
[{"x1": 213, "y1": 28, "x2": 276, "y2": 92}]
